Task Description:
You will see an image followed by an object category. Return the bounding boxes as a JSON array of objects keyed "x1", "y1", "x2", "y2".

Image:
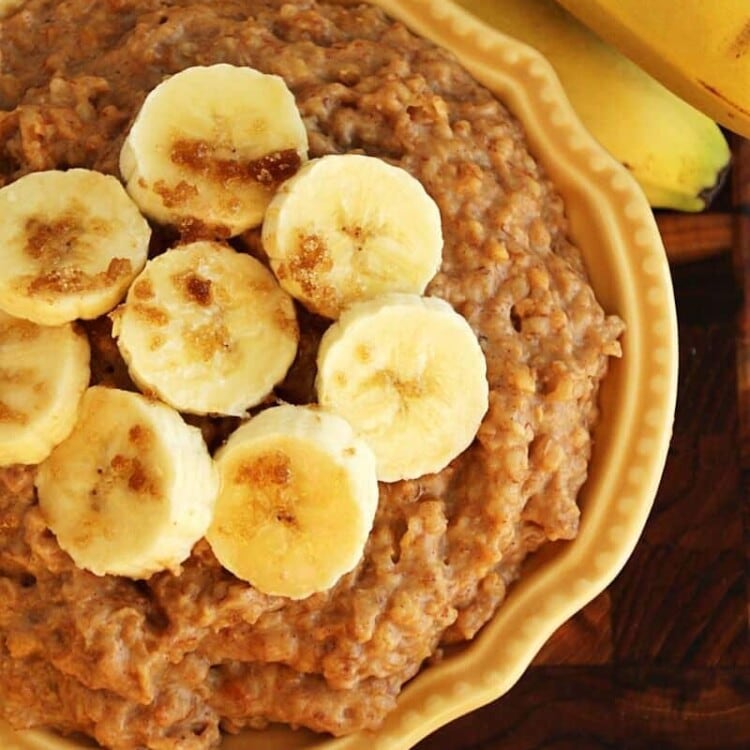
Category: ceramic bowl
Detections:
[{"x1": 1, "y1": 1, "x2": 678, "y2": 748}]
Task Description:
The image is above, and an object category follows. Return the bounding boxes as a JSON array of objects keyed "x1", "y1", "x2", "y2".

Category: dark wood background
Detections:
[{"x1": 417, "y1": 135, "x2": 750, "y2": 749}]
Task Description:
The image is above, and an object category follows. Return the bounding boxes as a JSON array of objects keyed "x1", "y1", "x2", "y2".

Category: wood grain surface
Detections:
[{"x1": 416, "y1": 138, "x2": 750, "y2": 749}]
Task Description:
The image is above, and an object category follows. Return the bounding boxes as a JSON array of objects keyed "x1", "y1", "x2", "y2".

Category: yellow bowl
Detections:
[{"x1": 1, "y1": 0, "x2": 678, "y2": 748}]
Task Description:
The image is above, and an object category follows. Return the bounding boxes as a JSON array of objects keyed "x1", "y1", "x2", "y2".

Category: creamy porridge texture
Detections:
[{"x1": 0, "y1": 1, "x2": 624, "y2": 748}]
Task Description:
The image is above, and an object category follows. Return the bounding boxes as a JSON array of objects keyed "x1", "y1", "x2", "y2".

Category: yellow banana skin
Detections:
[
  {"x1": 454, "y1": 0, "x2": 730, "y2": 212},
  {"x1": 555, "y1": 0, "x2": 750, "y2": 139}
]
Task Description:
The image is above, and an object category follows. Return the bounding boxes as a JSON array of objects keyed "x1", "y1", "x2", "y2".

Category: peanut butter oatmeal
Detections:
[{"x1": 0, "y1": 1, "x2": 623, "y2": 748}]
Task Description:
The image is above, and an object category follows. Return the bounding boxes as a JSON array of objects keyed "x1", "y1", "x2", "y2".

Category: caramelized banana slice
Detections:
[
  {"x1": 112, "y1": 241, "x2": 299, "y2": 416},
  {"x1": 206, "y1": 404, "x2": 379, "y2": 599},
  {"x1": 263, "y1": 154, "x2": 443, "y2": 319},
  {"x1": 0, "y1": 169, "x2": 150, "y2": 326},
  {"x1": 316, "y1": 293, "x2": 489, "y2": 482},
  {"x1": 120, "y1": 64, "x2": 309, "y2": 236},
  {"x1": 0, "y1": 309, "x2": 90, "y2": 466},
  {"x1": 36, "y1": 386, "x2": 219, "y2": 579}
]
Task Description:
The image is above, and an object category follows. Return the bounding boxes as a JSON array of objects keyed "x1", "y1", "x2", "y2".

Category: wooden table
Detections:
[{"x1": 418, "y1": 136, "x2": 750, "y2": 749}]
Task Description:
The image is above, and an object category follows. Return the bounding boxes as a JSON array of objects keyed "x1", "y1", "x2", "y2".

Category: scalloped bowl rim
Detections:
[{"x1": 1, "y1": 1, "x2": 678, "y2": 749}]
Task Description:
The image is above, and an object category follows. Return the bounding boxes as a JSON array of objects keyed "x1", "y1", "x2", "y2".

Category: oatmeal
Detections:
[{"x1": 0, "y1": 1, "x2": 624, "y2": 748}]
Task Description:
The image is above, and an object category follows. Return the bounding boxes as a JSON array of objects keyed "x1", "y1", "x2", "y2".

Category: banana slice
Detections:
[
  {"x1": 0, "y1": 310, "x2": 90, "y2": 467},
  {"x1": 0, "y1": 169, "x2": 151, "y2": 326},
  {"x1": 35, "y1": 385, "x2": 219, "y2": 579},
  {"x1": 315, "y1": 293, "x2": 488, "y2": 482},
  {"x1": 206, "y1": 404, "x2": 379, "y2": 599},
  {"x1": 111, "y1": 241, "x2": 298, "y2": 417},
  {"x1": 120, "y1": 64, "x2": 309, "y2": 237},
  {"x1": 262, "y1": 154, "x2": 443, "y2": 319}
]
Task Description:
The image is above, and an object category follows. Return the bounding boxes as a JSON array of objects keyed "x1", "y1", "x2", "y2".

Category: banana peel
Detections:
[
  {"x1": 454, "y1": 0, "x2": 730, "y2": 212},
  {"x1": 554, "y1": 0, "x2": 750, "y2": 140}
]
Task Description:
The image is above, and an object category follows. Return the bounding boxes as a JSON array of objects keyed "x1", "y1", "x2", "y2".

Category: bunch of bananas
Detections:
[
  {"x1": 555, "y1": 0, "x2": 750, "y2": 139},
  {"x1": 455, "y1": 0, "x2": 742, "y2": 214}
]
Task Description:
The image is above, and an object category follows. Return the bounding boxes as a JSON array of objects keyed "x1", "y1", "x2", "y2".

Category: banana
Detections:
[
  {"x1": 0, "y1": 310, "x2": 90, "y2": 467},
  {"x1": 315, "y1": 293, "x2": 488, "y2": 482},
  {"x1": 35, "y1": 385, "x2": 219, "y2": 579},
  {"x1": 206, "y1": 404, "x2": 379, "y2": 599},
  {"x1": 262, "y1": 154, "x2": 443, "y2": 319},
  {"x1": 554, "y1": 0, "x2": 750, "y2": 140},
  {"x1": 0, "y1": 169, "x2": 151, "y2": 325},
  {"x1": 112, "y1": 241, "x2": 298, "y2": 417},
  {"x1": 119, "y1": 64, "x2": 309, "y2": 237},
  {"x1": 112, "y1": 240, "x2": 298, "y2": 417},
  {"x1": 454, "y1": 0, "x2": 730, "y2": 213}
]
